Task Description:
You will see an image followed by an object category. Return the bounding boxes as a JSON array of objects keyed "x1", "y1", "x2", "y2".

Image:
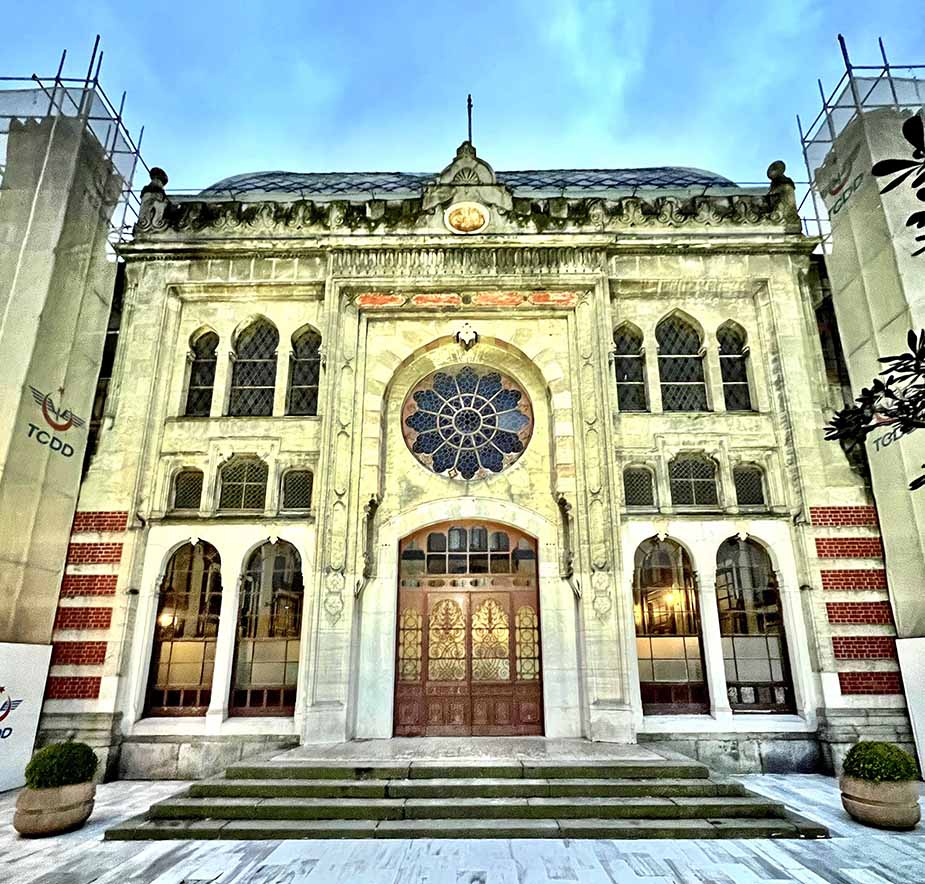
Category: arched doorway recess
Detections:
[{"x1": 393, "y1": 521, "x2": 544, "y2": 736}]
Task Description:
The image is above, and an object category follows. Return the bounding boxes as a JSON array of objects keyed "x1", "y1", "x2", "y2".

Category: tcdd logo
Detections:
[
  {"x1": 0, "y1": 686, "x2": 23, "y2": 740},
  {"x1": 26, "y1": 386, "x2": 86, "y2": 458}
]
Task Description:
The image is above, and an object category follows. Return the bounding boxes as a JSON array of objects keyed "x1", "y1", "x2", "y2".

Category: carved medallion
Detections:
[{"x1": 444, "y1": 201, "x2": 489, "y2": 234}]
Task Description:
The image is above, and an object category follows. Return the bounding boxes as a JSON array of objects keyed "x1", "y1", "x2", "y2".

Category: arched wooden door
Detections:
[{"x1": 394, "y1": 521, "x2": 543, "y2": 736}]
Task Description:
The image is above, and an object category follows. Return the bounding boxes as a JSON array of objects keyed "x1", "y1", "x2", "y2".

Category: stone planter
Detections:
[
  {"x1": 840, "y1": 774, "x2": 921, "y2": 830},
  {"x1": 13, "y1": 782, "x2": 96, "y2": 837}
]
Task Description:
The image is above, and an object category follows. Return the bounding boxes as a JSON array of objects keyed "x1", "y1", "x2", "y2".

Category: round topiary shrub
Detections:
[
  {"x1": 843, "y1": 741, "x2": 919, "y2": 783},
  {"x1": 24, "y1": 741, "x2": 99, "y2": 790}
]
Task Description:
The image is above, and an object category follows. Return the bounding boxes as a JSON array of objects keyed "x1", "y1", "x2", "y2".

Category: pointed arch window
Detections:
[
  {"x1": 230, "y1": 541, "x2": 304, "y2": 716},
  {"x1": 718, "y1": 323, "x2": 752, "y2": 411},
  {"x1": 229, "y1": 319, "x2": 278, "y2": 416},
  {"x1": 623, "y1": 466, "x2": 655, "y2": 508},
  {"x1": 218, "y1": 457, "x2": 268, "y2": 510},
  {"x1": 669, "y1": 455, "x2": 719, "y2": 507},
  {"x1": 633, "y1": 538, "x2": 708, "y2": 714},
  {"x1": 185, "y1": 331, "x2": 218, "y2": 416},
  {"x1": 172, "y1": 469, "x2": 203, "y2": 511},
  {"x1": 144, "y1": 542, "x2": 222, "y2": 716},
  {"x1": 656, "y1": 316, "x2": 707, "y2": 411},
  {"x1": 287, "y1": 327, "x2": 322, "y2": 416},
  {"x1": 613, "y1": 324, "x2": 647, "y2": 411},
  {"x1": 715, "y1": 538, "x2": 794, "y2": 712}
]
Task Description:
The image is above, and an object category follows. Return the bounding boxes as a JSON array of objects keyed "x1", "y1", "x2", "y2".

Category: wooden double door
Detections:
[{"x1": 393, "y1": 521, "x2": 544, "y2": 736}]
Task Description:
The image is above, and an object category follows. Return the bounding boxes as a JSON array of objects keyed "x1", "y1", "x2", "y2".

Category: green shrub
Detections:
[
  {"x1": 842, "y1": 741, "x2": 919, "y2": 783},
  {"x1": 24, "y1": 741, "x2": 99, "y2": 789}
]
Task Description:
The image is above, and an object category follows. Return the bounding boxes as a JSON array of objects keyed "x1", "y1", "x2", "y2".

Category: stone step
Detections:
[
  {"x1": 149, "y1": 794, "x2": 785, "y2": 822},
  {"x1": 223, "y1": 759, "x2": 710, "y2": 781},
  {"x1": 106, "y1": 814, "x2": 823, "y2": 841},
  {"x1": 189, "y1": 776, "x2": 748, "y2": 800}
]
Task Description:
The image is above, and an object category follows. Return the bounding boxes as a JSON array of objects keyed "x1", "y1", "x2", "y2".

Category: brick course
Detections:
[
  {"x1": 815, "y1": 538, "x2": 883, "y2": 559},
  {"x1": 826, "y1": 601, "x2": 893, "y2": 625},
  {"x1": 66, "y1": 542, "x2": 122, "y2": 565},
  {"x1": 53, "y1": 607, "x2": 112, "y2": 631},
  {"x1": 51, "y1": 641, "x2": 107, "y2": 666},
  {"x1": 810, "y1": 506, "x2": 878, "y2": 527},
  {"x1": 832, "y1": 636, "x2": 896, "y2": 659},
  {"x1": 45, "y1": 676, "x2": 102, "y2": 700},
  {"x1": 71, "y1": 511, "x2": 128, "y2": 533},
  {"x1": 60, "y1": 574, "x2": 118, "y2": 596},
  {"x1": 838, "y1": 671, "x2": 903, "y2": 694},
  {"x1": 820, "y1": 569, "x2": 888, "y2": 590}
]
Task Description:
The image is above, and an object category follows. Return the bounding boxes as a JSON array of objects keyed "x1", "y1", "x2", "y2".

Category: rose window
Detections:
[{"x1": 402, "y1": 365, "x2": 533, "y2": 480}]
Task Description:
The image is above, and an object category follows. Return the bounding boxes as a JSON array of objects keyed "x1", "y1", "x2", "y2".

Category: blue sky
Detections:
[{"x1": 4, "y1": 1, "x2": 922, "y2": 191}]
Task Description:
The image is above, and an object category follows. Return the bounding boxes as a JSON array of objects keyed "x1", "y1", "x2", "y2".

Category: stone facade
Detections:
[{"x1": 37, "y1": 143, "x2": 913, "y2": 778}]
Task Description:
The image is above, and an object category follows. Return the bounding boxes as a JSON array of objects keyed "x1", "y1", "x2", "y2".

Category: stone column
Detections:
[
  {"x1": 273, "y1": 346, "x2": 290, "y2": 416},
  {"x1": 206, "y1": 549, "x2": 243, "y2": 731},
  {"x1": 704, "y1": 334, "x2": 725, "y2": 413},
  {"x1": 643, "y1": 329, "x2": 663, "y2": 412},
  {"x1": 697, "y1": 567, "x2": 733, "y2": 724},
  {"x1": 211, "y1": 346, "x2": 232, "y2": 417}
]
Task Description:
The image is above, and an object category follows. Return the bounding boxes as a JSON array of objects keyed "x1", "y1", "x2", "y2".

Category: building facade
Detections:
[{"x1": 37, "y1": 142, "x2": 913, "y2": 779}]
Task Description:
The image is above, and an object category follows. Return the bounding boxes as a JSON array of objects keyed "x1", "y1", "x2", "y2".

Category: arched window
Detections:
[
  {"x1": 715, "y1": 538, "x2": 794, "y2": 712},
  {"x1": 633, "y1": 538, "x2": 708, "y2": 714},
  {"x1": 287, "y1": 327, "x2": 322, "y2": 416},
  {"x1": 623, "y1": 466, "x2": 655, "y2": 508},
  {"x1": 669, "y1": 455, "x2": 718, "y2": 506},
  {"x1": 656, "y1": 316, "x2": 707, "y2": 411},
  {"x1": 218, "y1": 457, "x2": 268, "y2": 510},
  {"x1": 185, "y1": 331, "x2": 218, "y2": 416},
  {"x1": 733, "y1": 465, "x2": 765, "y2": 507},
  {"x1": 281, "y1": 469, "x2": 313, "y2": 510},
  {"x1": 613, "y1": 324, "x2": 647, "y2": 411},
  {"x1": 229, "y1": 319, "x2": 278, "y2": 416},
  {"x1": 144, "y1": 541, "x2": 222, "y2": 716},
  {"x1": 230, "y1": 541, "x2": 304, "y2": 716},
  {"x1": 172, "y1": 469, "x2": 203, "y2": 511},
  {"x1": 718, "y1": 322, "x2": 752, "y2": 411}
]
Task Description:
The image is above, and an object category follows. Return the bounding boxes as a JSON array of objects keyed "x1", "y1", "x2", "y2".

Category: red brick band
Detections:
[
  {"x1": 838, "y1": 671, "x2": 903, "y2": 694},
  {"x1": 826, "y1": 601, "x2": 893, "y2": 625},
  {"x1": 60, "y1": 574, "x2": 118, "y2": 596},
  {"x1": 815, "y1": 538, "x2": 883, "y2": 559},
  {"x1": 51, "y1": 641, "x2": 107, "y2": 666},
  {"x1": 66, "y1": 542, "x2": 122, "y2": 565},
  {"x1": 53, "y1": 607, "x2": 112, "y2": 631},
  {"x1": 820, "y1": 569, "x2": 888, "y2": 591},
  {"x1": 71, "y1": 511, "x2": 128, "y2": 533},
  {"x1": 832, "y1": 636, "x2": 896, "y2": 659},
  {"x1": 45, "y1": 676, "x2": 102, "y2": 700},
  {"x1": 810, "y1": 506, "x2": 878, "y2": 527}
]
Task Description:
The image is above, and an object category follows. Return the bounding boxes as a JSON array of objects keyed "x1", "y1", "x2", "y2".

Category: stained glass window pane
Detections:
[
  {"x1": 185, "y1": 332, "x2": 218, "y2": 416},
  {"x1": 229, "y1": 321, "x2": 278, "y2": 416},
  {"x1": 288, "y1": 328, "x2": 321, "y2": 416},
  {"x1": 403, "y1": 365, "x2": 533, "y2": 480},
  {"x1": 614, "y1": 325, "x2": 647, "y2": 412},
  {"x1": 718, "y1": 324, "x2": 752, "y2": 411},
  {"x1": 657, "y1": 317, "x2": 708, "y2": 411}
]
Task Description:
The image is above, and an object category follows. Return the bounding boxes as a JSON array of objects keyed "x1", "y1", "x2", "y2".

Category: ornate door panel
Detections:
[{"x1": 394, "y1": 521, "x2": 543, "y2": 737}]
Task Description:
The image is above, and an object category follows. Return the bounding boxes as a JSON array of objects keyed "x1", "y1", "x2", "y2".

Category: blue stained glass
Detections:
[
  {"x1": 433, "y1": 373, "x2": 457, "y2": 399},
  {"x1": 493, "y1": 432, "x2": 520, "y2": 454},
  {"x1": 414, "y1": 390, "x2": 443, "y2": 412},
  {"x1": 477, "y1": 373, "x2": 502, "y2": 397},
  {"x1": 433, "y1": 446, "x2": 457, "y2": 473},
  {"x1": 457, "y1": 451, "x2": 479, "y2": 479},
  {"x1": 496, "y1": 410, "x2": 529, "y2": 432},
  {"x1": 406, "y1": 411, "x2": 437, "y2": 432},
  {"x1": 479, "y1": 446, "x2": 504, "y2": 472},
  {"x1": 456, "y1": 367, "x2": 479, "y2": 393},
  {"x1": 493, "y1": 389, "x2": 522, "y2": 410},
  {"x1": 414, "y1": 432, "x2": 444, "y2": 454}
]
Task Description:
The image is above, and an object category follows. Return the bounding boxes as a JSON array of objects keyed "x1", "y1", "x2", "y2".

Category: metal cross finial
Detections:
[{"x1": 467, "y1": 94, "x2": 473, "y2": 144}]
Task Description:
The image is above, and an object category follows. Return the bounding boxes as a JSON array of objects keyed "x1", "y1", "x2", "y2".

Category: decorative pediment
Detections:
[{"x1": 422, "y1": 141, "x2": 513, "y2": 213}]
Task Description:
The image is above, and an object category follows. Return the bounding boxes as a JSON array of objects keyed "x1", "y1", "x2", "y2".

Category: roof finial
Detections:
[{"x1": 467, "y1": 94, "x2": 473, "y2": 144}]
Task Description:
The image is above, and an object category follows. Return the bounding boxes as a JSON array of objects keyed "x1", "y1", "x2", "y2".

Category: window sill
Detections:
[{"x1": 639, "y1": 713, "x2": 813, "y2": 734}]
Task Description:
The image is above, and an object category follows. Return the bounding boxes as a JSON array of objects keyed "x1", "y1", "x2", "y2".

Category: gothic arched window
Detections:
[
  {"x1": 229, "y1": 319, "x2": 278, "y2": 416},
  {"x1": 230, "y1": 541, "x2": 304, "y2": 716},
  {"x1": 613, "y1": 324, "x2": 647, "y2": 411},
  {"x1": 287, "y1": 327, "x2": 322, "y2": 416},
  {"x1": 185, "y1": 331, "x2": 218, "y2": 416},
  {"x1": 633, "y1": 538, "x2": 708, "y2": 714},
  {"x1": 623, "y1": 466, "x2": 655, "y2": 508},
  {"x1": 715, "y1": 538, "x2": 794, "y2": 712},
  {"x1": 718, "y1": 322, "x2": 752, "y2": 411},
  {"x1": 669, "y1": 455, "x2": 719, "y2": 506},
  {"x1": 218, "y1": 457, "x2": 268, "y2": 510},
  {"x1": 144, "y1": 541, "x2": 222, "y2": 716},
  {"x1": 172, "y1": 469, "x2": 203, "y2": 511},
  {"x1": 656, "y1": 316, "x2": 707, "y2": 411}
]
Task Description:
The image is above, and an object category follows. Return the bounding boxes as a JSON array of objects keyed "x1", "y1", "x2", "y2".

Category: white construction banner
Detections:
[{"x1": 0, "y1": 642, "x2": 51, "y2": 792}]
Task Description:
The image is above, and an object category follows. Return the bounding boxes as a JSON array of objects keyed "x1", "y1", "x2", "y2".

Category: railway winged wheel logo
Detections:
[
  {"x1": 0, "y1": 687, "x2": 23, "y2": 723},
  {"x1": 29, "y1": 387, "x2": 86, "y2": 433}
]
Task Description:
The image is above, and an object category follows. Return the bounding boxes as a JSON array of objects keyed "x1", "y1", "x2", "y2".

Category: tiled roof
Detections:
[{"x1": 198, "y1": 167, "x2": 737, "y2": 199}]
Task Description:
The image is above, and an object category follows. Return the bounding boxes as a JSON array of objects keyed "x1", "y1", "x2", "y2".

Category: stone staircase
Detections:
[{"x1": 106, "y1": 756, "x2": 828, "y2": 840}]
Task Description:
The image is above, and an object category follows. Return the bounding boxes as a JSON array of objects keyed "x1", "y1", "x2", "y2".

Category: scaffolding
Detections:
[
  {"x1": 0, "y1": 36, "x2": 147, "y2": 249},
  {"x1": 798, "y1": 35, "x2": 925, "y2": 250}
]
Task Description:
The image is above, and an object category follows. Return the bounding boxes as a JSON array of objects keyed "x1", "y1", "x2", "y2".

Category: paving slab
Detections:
[{"x1": 374, "y1": 818, "x2": 562, "y2": 838}]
